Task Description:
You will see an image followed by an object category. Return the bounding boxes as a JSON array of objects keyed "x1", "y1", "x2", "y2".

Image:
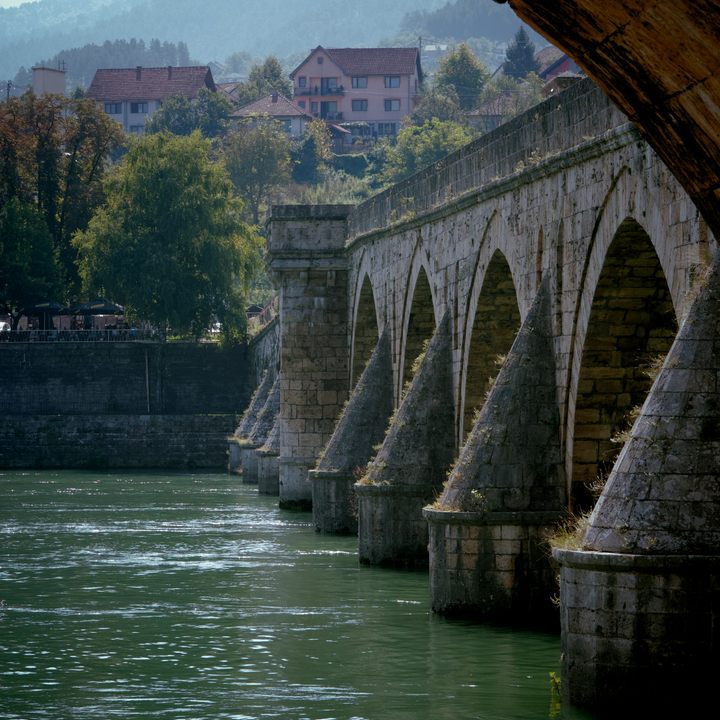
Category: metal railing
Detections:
[{"x1": 0, "y1": 328, "x2": 154, "y2": 343}]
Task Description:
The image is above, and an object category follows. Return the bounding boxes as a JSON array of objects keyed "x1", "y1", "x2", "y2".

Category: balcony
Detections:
[{"x1": 294, "y1": 85, "x2": 345, "y2": 97}]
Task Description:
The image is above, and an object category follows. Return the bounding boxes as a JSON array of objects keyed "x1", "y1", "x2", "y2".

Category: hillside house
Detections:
[
  {"x1": 86, "y1": 65, "x2": 216, "y2": 134},
  {"x1": 290, "y1": 46, "x2": 422, "y2": 140},
  {"x1": 233, "y1": 93, "x2": 311, "y2": 138}
]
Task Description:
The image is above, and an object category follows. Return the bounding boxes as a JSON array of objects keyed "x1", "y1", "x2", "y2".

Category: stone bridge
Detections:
[
  {"x1": 264, "y1": 76, "x2": 717, "y2": 713},
  {"x1": 269, "y1": 79, "x2": 710, "y2": 507}
]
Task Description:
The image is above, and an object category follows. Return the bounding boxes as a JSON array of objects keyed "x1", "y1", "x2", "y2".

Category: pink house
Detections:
[{"x1": 290, "y1": 46, "x2": 423, "y2": 139}]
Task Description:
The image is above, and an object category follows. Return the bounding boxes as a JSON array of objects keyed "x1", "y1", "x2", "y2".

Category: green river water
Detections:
[{"x1": 0, "y1": 470, "x2": 591, "y2": 720}]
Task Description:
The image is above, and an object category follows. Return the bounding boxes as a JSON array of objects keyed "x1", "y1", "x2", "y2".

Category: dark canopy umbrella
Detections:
[
  {"x1": 19, "y1": 301, "x2": 70, "y2": 329},
  {"x1": 71, "y1": 298, "x2": 125, "y2": 315},
  {"x1": 20, "y1": 301, "x2": 69, "y2": 316}
]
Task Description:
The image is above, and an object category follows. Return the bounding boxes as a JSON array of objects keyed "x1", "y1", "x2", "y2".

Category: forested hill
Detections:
[
  {"x1": 401, "y1": 0, "x2": 540, "y2": 43},
  {"x1": 0, "y1": 0, "x2": 447, "y2": 81}
]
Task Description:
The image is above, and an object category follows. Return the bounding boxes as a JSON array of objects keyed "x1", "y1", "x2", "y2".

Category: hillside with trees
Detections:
[
  {"x1": 0, "y1": 0, "x2": 446, "y2": 82},
  {"x1": 11, "y1": 39, "x2": 193, "y2": 93}
]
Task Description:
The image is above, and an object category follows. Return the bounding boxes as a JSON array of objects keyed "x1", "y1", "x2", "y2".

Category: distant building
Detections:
[
  {"x1": 290, "y1": 46, "x2": 423, "y2": 140},
  {"x1": 233, "y1": 92, "x2": 311, "y2": 138},
  {"x1": 535, "y1": 46, "x2": 583, "y2": 82},
  {"x1": 86, "y1": 65, "x2": 216, "y2": 134},
  {"x1": 32, "y1": 67, "x2": 66, "y2": 96}
]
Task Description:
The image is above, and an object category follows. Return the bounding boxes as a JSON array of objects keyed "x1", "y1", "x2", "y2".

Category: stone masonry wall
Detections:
[
  {"x1": 1, "y1": 342, "x2": 250, "y2": 469},
  {"x1": 268, "y1": 205, "x2": 352, "y2": 508},
  {"x1": 1, "y1": 342, "x2": 249, "y2": 416}
]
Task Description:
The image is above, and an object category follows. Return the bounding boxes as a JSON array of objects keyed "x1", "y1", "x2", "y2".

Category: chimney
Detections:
[
  {"x1": 168, "y1": 65, "x2": 172, "y2": 79},
  {"x1": 271, "y1": 92, "x2": 278, "y2": 103},
  {"x1": 136, "y1": 66, "x2": 142, "y2": 80}
]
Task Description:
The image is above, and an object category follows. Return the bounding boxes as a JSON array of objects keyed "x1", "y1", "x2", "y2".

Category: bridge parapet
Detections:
[{"x1": 348, "y1": 78, "x2": 627, "y2": 240}]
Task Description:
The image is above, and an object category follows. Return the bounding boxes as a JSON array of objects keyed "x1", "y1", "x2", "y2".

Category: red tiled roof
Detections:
[
  {"x1": 86, "y1": 66, "x2": 215, "y2": 102},
  {"x1": 233, "y1": 93, "x2": 310, "y2": 119},
  {"x1": 292, "y1": 47, "x2": 421, "y2": 79}
]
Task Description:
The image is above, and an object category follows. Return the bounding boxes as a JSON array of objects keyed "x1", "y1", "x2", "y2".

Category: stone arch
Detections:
[
  {"x1": 569, "y1": 216, "x2": 678, "y2": 510},
  {"x1": 460, "y1": 248, "x2": 521, "y2": 441},
  {"x1": 399, "y1": 248, "x2": 438, "y2": 397},
  {"x1": 350, "y1": 272, "x2": 380, "y2": 388},
  {"x1": 564, "y1": 166, "x2": 680, "y2": 500}
]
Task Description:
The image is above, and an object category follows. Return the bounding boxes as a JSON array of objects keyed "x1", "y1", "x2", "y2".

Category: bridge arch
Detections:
[
  {"x1": 567, "y1": 215, "x2": 678, "y2": 510},
  {"x1": 350, "y1": 254, "x2": 381, "y2": 389},
  {"x1": 460, "y1": 247, "x2": 521, "y2": 441},
  {"x1": 399, "y1": 243, "x2": 438, "y2": 398}
]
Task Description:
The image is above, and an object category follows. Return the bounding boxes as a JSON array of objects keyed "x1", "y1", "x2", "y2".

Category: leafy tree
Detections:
[
  {"x1": 73, "y1": 131, "x2": 262, "y2": 339},
  {"x1": 234, "y1": 56, "x2": 293, "y2": 107},
  {"x1": 0, "y1": 199, "x2": 62, "y2": 326},
  {"x1": 290, "y1": 119, "x2": 332, "y2": 184},
  {"x1": 146, "y1": 94, "x2": 197, "y2": 136},
  {"x1": 224, "y1": 51, "x2": 255, "y2": 77},
  {"x1": 504, "y1": 27, "x2": 540, "y2": 80},
  {"x1": 480, "y1": 72, "x2": 544, "y2": 121},
  {"x1": 401, "y1": 0, "x2": 520, "y2": 43},
  {"x1": 224, "y1": 121, "x2": 291, "y2": 224},
  {"x1": 196, "y1": 88, "x2": 233, "y2": 138},
  {"x1": 0, "y1": 93, "x2": 124, "y2": 295},
  {"x1": 146, "y1": 88, "x2": 232, "y2": 138},
  {"x1": 382, "y1": 118, "x2": 472, "y2": 184},
  {"x1": 411, "y1": 85, "x2": 465, "y2": 125},
  {"x1": 435, "y1": 44, "x2": 489, "y2": 110}
]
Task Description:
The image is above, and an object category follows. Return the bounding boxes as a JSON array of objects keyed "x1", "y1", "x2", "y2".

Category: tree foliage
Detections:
[
  {"x1": 146, "y1": 88, "x2": 232, "y2": 138},
  {"x1": 0, "y1": 92, "x2": 124, "y2": 300},
  {"x1": 435, "y1": 44, "x2": 489, "y2": 110},
  {"x1": 234, "y1": 56, "x2": 293, "y2": 107},
  {"x1": 224, "y1": 51, "x2": 255, "y2": 77},
  {"x1": 401, "y1": 0, "x2": 521, "y2": 43},
  {"x1": 73, "y1": 131, "x2": 262, "y2": 339},
  {"x1": 381, "y1": 118, "x2": 472, "y2": 184},
  {"x1": 291, "y1": 119, "x2": 332, "y2": 184},
  {"x1": 504, "y1": 27, "x2": 540, "y2": 80},
  {"x1": 411, "y1": 85, "x2": 465, "y2": 125},
  {"x1": 224, "y1": 121, "x2": 292, "y2": 224},
  {"x1": 0, "y1": 199, "x2": 62, "y2": 323},
  {"x1": 480, "y1": 72, "x2": 544, "y2": 121}
]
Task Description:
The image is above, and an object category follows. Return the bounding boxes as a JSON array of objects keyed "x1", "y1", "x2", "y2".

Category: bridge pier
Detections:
[
  {"x1": 356, "y1": 313, "x2": 455, "y2": 567},
  {"x1": 268, "y1": 205, "x2": 352, "y2": 510},
  {"x1": 257, "y1": 419, "x2": 280, "y2": 495},
  {"x1": 556, "y1": 254, "x2": 720, "y2": 713},
  {"x1": 228, "y1": 369, "x2": 274, "y2": 475},
  {"x1": 424, "y1": 282, "x2": 565, "y2": 626},
  {"x1": 241, "y1": 375, "x2": 280, "y2": 485},
  {"x1": 310, "y1": 329, "x2": 393, "y2": 534}
]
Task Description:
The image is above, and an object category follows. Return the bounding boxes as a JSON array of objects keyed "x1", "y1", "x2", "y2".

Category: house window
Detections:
[
  {"x1": 352, "y1": 76, "x2": 367, "y2": 88},
  {"x1": 297, "y1": 100, "x2": 306, "y2": 109},
  {"x1": 384, "y1": 99, "x2": 400, "y2": 111},
  {"x1": 321, "y1": 77, "x2": 338, "y2": 94},
  {"x1": 104, "y1": 102, "x2": 122, "y2": 114},
  {"x1": 384, "y1": 75, "x2": 400, "y2": 88},
  {"x1": 282, "y1": 119, "x2": 292, "y2": 133},
  {"x1": 130, "y1": 102, "x2": 148, "y2": 114},
  {"x1": 311, "y1": 101, "x2": 318, "y2": 114},
  {"x1": 298, "y1": 76, "x2": 307, "y2": 88},
  {"x1": 352, "y1": 99, "x2": 368, "y2": 111},
  {"x1": 317, "y1": 56, "x2": 324, "y2": 64},
  {"x1": 377, "y1": 123, "x2": 397, "y2": 136},
  {"x1": 129, "y1": 125, "x2": 145, "y2": 134}
]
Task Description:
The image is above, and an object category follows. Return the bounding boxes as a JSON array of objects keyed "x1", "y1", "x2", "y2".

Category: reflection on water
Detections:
[{"x1": 0, "y1": 470, "x2": 590, "y2": 719}]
